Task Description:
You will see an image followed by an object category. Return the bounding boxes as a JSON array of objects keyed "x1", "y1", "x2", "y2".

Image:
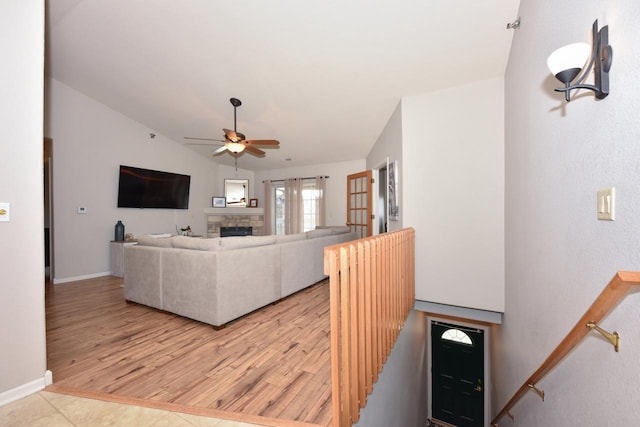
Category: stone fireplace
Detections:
[{"x1": 204, "y1": 207, "x2": 264, "y2": 237}]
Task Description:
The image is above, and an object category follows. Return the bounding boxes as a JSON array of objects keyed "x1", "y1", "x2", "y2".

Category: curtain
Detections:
[
  {"x1": 315, "y1": 175, "x2": 326, "y2": 228},
  {"x1": 263, "y1": 180, "x2": 274, "y2": 235},
  {"x1": 284, "y1": 177, "x2": 304, "y2": 234}
]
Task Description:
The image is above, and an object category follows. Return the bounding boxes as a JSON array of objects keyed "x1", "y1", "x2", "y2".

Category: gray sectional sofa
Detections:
[{"x1": 123, "y1": 227, "x2": 357, "y2": 327}]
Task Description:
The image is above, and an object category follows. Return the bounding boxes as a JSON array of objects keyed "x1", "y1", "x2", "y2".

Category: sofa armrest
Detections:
[
  {"x1": 124, "y1": 245, "x2": 163, "y2": 309},
  {"x1": 215, "y1": 244, "x2": 281, "y2": 325},
  {"x1": 161, "y1": 248, "x2": 221, "y2": 325},
  {"x1": 280, "y1": 238, "x2": 316, "y2": 297}
]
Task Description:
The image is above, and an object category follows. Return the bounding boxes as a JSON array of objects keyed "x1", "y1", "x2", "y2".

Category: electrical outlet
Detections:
[{"x1": 77, "y1": 207, "x2": 87, "y2": 214}]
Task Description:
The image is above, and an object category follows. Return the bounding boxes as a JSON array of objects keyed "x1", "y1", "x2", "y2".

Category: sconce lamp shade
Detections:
[
  {"x1": 547, "y1": 20, "x2": 612, "y2": 102},
  {"x1": 225, "y1": 141, "x2": 245, "y2": 153},
  {"x1": 547, "y1": 42, "x2": 590, "y2": 82}
]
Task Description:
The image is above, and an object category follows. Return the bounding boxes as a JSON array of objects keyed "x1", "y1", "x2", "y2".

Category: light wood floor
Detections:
[{"x1": 45, "y1": 276, "x2": 332, "y2": 427}]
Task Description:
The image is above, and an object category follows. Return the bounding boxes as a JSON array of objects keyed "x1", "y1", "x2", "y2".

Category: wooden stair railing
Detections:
[
  {"x1": 492, "y1": 271, "x2": 640, "y2": 425},
  {"x1": 324, "y1": 228, "x2": 415, "y2": 427}
]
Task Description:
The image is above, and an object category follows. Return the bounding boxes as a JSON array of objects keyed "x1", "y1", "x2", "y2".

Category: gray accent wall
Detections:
[
  {"x1": 493, "y1": 0, "x2": 640, "y2": 425},
  {"x1": 355, "y1": 310, "x2": 427, "y2": 427}
]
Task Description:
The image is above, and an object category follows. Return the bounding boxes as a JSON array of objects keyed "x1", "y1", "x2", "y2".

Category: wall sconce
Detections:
[{"x1": 547, "y1": 20, "x2": 612, "y2": 102}]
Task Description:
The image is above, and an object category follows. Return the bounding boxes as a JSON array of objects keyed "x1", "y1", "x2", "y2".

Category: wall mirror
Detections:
[{"x1": 224, "y1": 179, "x2": 249, "y2": 207}]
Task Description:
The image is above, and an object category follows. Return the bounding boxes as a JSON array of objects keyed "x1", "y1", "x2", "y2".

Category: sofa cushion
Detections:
[
  {"x1": 219, "y1": 235, "x2": 276, "y2": 250},
  {"x1": 306, "y1": 228, "x2": 333, "y2": 239},
  {"x1": 171, "y1": 236, "x2": 221, "y2": 251},
  {"x1": 275, "y1": 233, "x2": 307, "y2": 243},
  {"x1": 136, "y1": 235, "x2": 173, "y2": 248}
]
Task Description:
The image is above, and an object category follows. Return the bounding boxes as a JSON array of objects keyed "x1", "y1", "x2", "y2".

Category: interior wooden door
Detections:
[{"x1": 346, "y1": 170, "x2": 372, "y2": 238}]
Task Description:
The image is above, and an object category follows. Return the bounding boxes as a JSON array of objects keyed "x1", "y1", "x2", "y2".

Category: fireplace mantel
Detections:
[{"x1": 203, "y1": 207, "x2": 264, "y2": 215}]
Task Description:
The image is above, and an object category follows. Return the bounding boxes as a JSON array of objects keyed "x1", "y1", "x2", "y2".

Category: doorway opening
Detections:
[
  {"x1": 427, "y1": 316, "x2": 490, "y2": 427},
  {"x1": 44, "y1": 137, "x2": 53, "y2": 282}
]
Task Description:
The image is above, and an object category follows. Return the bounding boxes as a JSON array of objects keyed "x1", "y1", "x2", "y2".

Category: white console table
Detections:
[{"x1": 110, "y1": 240, "x2": 137, "y2": 278}]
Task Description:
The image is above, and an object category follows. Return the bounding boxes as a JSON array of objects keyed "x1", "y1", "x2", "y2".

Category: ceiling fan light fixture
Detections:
[{"x1": 225, "y1": 141, "x2": 245, "y2": 153}]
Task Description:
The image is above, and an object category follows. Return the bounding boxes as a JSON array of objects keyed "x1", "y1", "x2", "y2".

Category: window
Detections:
[
  {"x1": 441, "y1": 328, "x2": 473, "y2": 345},
  {"x1": 273, "y1": 181, "x2": 322, "y2": 235}
]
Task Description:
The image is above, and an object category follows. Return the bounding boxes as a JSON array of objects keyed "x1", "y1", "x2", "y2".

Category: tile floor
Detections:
[{"x1": 0, "y1": 391, "x2": 265, "y2": 427}]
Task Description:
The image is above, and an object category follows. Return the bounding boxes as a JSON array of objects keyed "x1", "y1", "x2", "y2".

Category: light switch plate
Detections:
[
  {"x1": 0, "y1": 202, "x2": 10, "y2": 222},
  {"x1": 597, "y1": 188, "x2": 615, "y2": 221}
]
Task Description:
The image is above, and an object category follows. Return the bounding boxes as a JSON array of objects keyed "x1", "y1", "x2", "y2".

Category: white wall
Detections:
[
  {"x1": 0, "y1": 0, "x2": 48, "y2": 403},
  {"x1": 367, "y1": 102, "x2": 403, "y2": 232},
  {"x1": 46, "y1": 79, "x2": 221, "y2": 282},
  {"x1": 494, "y1": 1, "x2": 640, "y2": 425},
  {"x1": 402, "y1": 77, "x2": 505, "y2": 313},
  {"x1": 254, "y1": 159, "x2": 366, "y2": 227}
]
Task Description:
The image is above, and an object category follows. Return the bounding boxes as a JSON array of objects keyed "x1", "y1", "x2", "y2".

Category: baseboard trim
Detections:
[
  {"x1": 0, "y1": 370, "x2": 52, "y2": 407},
  {"x1": 52, "y1": 272, "x2": 111, "y2": 284}
]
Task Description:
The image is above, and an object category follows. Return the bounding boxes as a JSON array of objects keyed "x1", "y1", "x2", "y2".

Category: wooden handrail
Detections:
[
  {"x1": 324, "y1": 228, "x2": 415, "y2": 426},
  {"x1": 492, "y1": 271, "x2": 640, "y2": 425}
]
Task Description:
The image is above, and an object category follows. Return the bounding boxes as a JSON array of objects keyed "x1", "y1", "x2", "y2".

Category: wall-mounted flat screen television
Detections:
[{"x1": 117, "y1": 165, "x2": 191, "y2": 209}]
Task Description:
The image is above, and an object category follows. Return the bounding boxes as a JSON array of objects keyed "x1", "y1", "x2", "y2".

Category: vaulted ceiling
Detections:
[{"x1": 46, "y1": 0, "x2": 520, "y2": 170}]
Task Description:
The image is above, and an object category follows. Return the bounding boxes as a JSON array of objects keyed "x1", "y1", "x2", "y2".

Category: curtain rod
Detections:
[{"x1": 262, "y1": 175, "x2": 329, "y2": 183}]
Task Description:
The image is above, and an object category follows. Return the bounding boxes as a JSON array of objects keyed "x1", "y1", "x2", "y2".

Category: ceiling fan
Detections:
[{"x1": 184, "y1": 98, "x2": 279, "y2": 157}]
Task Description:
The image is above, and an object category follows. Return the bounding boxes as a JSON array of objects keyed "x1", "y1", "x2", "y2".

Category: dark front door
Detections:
[{"x1": 432, "y1": 321, "x2": 484, "y2": 427}]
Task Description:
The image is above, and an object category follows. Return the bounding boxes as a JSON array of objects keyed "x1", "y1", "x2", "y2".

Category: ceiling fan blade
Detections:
[
  {"x1": 184, "y1": 136, "x2": 225, "y2": 142},
  {"x1": 223, "y1": 128, "x2": 242, "y2": 142},
  {"x1": 244, "y1": 145, "x2": 266, "y2": 156},
  {"x1": 212, "y1": 146, "x2": 228, "y2": 155},
  {"x1": 246, "y1": 139, "x2": 280, "y2": 146}
]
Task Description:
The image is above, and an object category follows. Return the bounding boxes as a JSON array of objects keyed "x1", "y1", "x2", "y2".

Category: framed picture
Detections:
[
  {"x1": 388, "y1": 160, "x2": 399, "y2": 221},
  {"x1": 212, "y1": 197, "x2": 226, "y2": 208},
  {"x1": 249, "y1": 198, "x2": 258, "y2": 208}
]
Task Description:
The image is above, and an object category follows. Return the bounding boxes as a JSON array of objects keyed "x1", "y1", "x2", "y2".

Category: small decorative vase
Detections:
[{"x1": 115, "y1": 220, "x2": 125, "y2": 241}]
